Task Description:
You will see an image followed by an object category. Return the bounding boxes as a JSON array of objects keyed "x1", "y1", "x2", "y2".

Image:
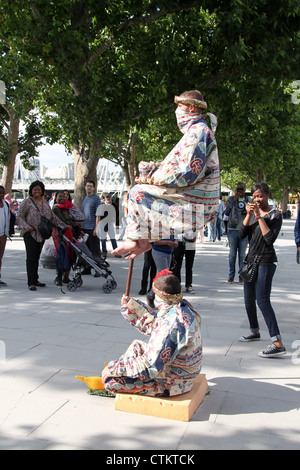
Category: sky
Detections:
[
  {"x1": 38, "y1": 142, "x2": 73, "y2": 169},
  {"x1": 37, "y1": 142, "x2": 119, "y2": 175}
]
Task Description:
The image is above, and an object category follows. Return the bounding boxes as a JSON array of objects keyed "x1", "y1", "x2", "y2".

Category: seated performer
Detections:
[
  {"x1": 101, "y1": 269, "x2": 203, "y2": 397},
  {"x1": 112, "y1": 89, "x2": 220, "y2": 259}
]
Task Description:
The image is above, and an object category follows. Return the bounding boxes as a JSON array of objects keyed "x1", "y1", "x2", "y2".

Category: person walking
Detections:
[
  {"x1": 17, "y1": 181, "x2": 69, "y2": 291},
  {"x1": 0, "y1": 185, "x2": 10, "y2": 287},
  {"x1": 224, "y1": 183, "x2": 251, "y2": 283},
  {"x1": 238, "y1": 183, "x2": 286, "y2": 358}
]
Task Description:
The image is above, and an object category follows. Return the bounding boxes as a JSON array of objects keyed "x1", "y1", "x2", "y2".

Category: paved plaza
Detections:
[{"x1": 0, "y1": 219, "x2": 299, "y2": 450}]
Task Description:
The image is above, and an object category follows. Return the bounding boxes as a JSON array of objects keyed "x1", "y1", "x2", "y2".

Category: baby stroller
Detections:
[{"x1": 60, "y1": 234, "x2": 117, "y2": 294}]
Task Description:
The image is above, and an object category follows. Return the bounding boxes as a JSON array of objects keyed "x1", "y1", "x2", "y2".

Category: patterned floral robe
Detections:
[
  {"x1": 104, "y1": 297, "x2": 203, "y2": 397},
  {"x1": 125, "y1": 115, "x2": 220, "y2": 240}
]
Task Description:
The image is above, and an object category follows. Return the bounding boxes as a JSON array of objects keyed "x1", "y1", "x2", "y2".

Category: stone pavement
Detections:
[{"x1": 0, "y1": 219, "x2": 299, "y2": 450}]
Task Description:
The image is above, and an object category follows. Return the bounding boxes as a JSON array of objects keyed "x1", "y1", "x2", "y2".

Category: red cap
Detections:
[{"x1": 153, "y1": 269, "x2": 173, "y2": 282}]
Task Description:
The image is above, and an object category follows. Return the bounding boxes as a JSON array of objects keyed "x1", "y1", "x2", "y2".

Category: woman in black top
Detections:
[{"x1": 238, "y1": 183, "x2": 286, "y2": 358}]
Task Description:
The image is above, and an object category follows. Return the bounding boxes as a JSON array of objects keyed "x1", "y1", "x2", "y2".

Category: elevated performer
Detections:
[{"x1": 112, "y1": 89, "x2": 220, "y2": 260}]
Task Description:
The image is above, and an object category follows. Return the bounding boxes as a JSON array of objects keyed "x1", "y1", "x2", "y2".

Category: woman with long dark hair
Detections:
[{"x1": 238, "y1": 183, "x2": 286, "y2": 358}]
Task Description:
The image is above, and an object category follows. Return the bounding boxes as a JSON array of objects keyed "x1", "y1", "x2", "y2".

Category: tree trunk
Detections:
[
  {"x1": 256, "y1": 168, "x2": 262, "y2": 183},
  {"x1": 73, "y1": 142, "x2": 100, "y2": 208},
  {"x1": 281, "y1": 185, "x2": 289, "y2": 213},
  {"x1": 121, "y1": 161, "x2": 131, "y2": 190},
  {"x1": 128, "y1": 131, "x2": 136, "y2": 189},
  {"x1": 1, "y1": 115, "x2": 20, "y2": 195}
]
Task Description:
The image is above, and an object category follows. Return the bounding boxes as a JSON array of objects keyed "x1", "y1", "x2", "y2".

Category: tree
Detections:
[
  {"x1": 217, "y1": 80, "x2": 300, "y2": 209},
  {"x1": 11, "y1": 0, "x2": 202, "y2": 205},
  {"x1": 98, "y1": 113, "x2": 179, "y2": 189},
  {"x1": 0, "y1": 54, "x2": 48, "y2": 194},
  {"x1": 0, "y1": 0, "x2": 299, "y2": 203}
]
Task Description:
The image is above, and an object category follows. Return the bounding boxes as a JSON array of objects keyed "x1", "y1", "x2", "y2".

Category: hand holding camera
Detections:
[{"x1": 247, "y1": 202, "x2": 261, "y2": 219}]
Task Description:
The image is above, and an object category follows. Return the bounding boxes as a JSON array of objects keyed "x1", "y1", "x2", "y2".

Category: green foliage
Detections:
[{"x1": 0, "y1": 0, "x2": 299, "y2": 197}]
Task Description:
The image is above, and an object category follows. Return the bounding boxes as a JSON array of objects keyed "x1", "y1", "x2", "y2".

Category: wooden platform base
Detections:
[{"x1": 114, "y1": 374, "x2": 208, "y2": 421}]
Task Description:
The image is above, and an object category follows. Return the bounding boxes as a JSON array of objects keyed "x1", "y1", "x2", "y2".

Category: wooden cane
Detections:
[{"x1": 125, "y1": 259, "x2": 134, "y2": 296}]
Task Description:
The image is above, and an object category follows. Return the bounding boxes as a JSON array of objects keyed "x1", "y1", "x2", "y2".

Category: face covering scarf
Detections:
[
  {"x1": 175, "y1": 108, "x2": 202, "y2": 134},
  {"x1": 175, "y1": 108, "x2": 218, "y2": 134}
]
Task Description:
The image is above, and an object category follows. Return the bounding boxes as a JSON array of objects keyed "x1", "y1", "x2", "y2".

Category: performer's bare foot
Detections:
[
  {"x1": 112, "y1": 239, "x2": 152, "y2": 259},
  {"x1": 112, "y1": 239, "x2": 138, "y2": 255}
]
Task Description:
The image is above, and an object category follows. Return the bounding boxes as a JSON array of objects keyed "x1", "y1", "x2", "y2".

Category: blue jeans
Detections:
[
  {"x1": 208, "y1": 219, "x2": 217, "y2": 241},
  {"x1": 216, "y1": 217, "x2": 223, "y2": 240},
  {"x1": 147, "y1": 249, "x2": 172, "y2": 299},
  {"x1": 99, "y1": 223, "x2": 117, "y2": 254},
  {"x1": 227, "y1": 229, "x2": 248, "y2": 278},
  {"x1": 243, "y1": 263, "x2": 281, "y2": 341},
  {"x1": 101, "y1": 238, "x2": 117, "y2": 254}
]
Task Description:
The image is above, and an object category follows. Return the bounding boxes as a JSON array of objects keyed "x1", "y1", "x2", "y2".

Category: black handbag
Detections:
[
  {"x1": 239, "y1": 224, "x2": 268, "y2": 282},
  {"x1": 31, "y1": 199, "x2": 54, "y2": 240},
  {"x1": 239, "y1": 254, "x2": 262, "y2": 283},
  {"x1": 38, "y1": 215, "x2": 54, "y2": 239}
]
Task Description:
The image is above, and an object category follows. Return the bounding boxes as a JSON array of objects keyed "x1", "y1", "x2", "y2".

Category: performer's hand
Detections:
[
  {"x1": 102, "y1": 367, "x2": 109, "y2": 383},
  {"x1": 121, "y1": 294, "x2": 130, "y2": 305}
]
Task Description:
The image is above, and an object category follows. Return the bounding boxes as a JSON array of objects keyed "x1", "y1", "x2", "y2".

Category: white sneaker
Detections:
[
  {"x1": 258, "y1": 344, "x2": 287, "y2": 358},
  {"x1": 185, "y1": 286, "x2": 195, "y2": 294},
  {"x1": 239, "y1": 332, "x2": 261, "y2": 342}
]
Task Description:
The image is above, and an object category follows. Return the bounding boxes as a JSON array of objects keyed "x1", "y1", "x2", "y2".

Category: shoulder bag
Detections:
[
  {"x1": 239, "y1": 252, "x2": 264, "y2": 283},
  {"x1": 30, "y1": 199, "x2": 54, "y2": 240}
]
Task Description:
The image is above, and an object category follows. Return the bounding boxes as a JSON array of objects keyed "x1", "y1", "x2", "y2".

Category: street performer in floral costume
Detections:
[
  {"x1": 112, "y1": 89, "x2": 220, "y2": 259},
  {"x1": 101, "y1": 270, "x2": 203, "y2": 397}
]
